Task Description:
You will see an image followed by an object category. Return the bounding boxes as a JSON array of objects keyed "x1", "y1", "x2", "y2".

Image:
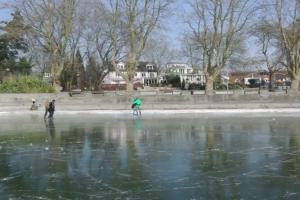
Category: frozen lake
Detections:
[{"x1": 0, "y1": 114, "x2": 300, "y2": 199}]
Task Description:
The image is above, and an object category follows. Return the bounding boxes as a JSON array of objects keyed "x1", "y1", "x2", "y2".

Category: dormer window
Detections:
[
  {"x1": 44, "y1": 73, "x2": 52, "y2": 78},
  {"x1": 117, "y1": 63, "x2": 125, "y2": 70},
  {"x1": 146, "y1": 64, "x2": 153, "y2": 70}
]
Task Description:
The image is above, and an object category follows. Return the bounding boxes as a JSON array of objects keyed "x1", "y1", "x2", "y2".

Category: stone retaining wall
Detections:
[{"x1": 0, "y1": 92, "x2": 299, "y2": 111}]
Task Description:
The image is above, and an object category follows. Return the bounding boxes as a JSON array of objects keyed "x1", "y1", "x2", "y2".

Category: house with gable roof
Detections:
[
  {"x1": 102, "y1": 61, "x2": 158, "y2": 90},
  {"x1": 165, "y1": 63, "x2": 206, "y2": 85}
]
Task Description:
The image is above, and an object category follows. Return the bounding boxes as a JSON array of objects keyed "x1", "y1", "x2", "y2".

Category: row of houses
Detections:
[
  {"x1": 230, "y1": 71, "x2": 290, "y2": 86},
  {"x1": 103, "y1": 62, "x2": 159, "y2": 87},
  {"x1": 102, "y1": 62, "x2": 290, "y2": 89},
  {"x1": 39, "y1": 61, "x2": 291, "y2": 90},
  {"x1": 102, "y1": 62, "x2": 206, "y2": 89}
]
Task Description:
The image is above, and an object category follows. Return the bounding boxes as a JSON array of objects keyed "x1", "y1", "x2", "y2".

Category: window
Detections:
[
  {"x1": 44, "y1": 73, "x2": 51, "y2": 78},
  {"x1": 118, "y1": 63, "x2": 125, "y2": 70},
  {"x1": 147, "y1": 65, "x2": 153, "y2": 70}
]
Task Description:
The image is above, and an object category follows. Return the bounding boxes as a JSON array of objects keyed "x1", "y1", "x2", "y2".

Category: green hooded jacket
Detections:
[{"x1": 133, "y1": 98, "x2": 141, "y2": 108}]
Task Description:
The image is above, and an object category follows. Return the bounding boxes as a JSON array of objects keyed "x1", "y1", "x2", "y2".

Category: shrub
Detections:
[
  {"x1": 215, "y1": 84, "x2": 227, "y2": 90},
  {"x1": 165, "y1": 74, "x2": 181, "y2": 88},
  {"x1": 0, "y1": 75, "x2": 55, "y2": 93}
]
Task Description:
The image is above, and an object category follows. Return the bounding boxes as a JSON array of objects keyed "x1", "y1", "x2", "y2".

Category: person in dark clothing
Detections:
[{"x1": 48, "y1": 100, "x2": 55, "y2": 119}]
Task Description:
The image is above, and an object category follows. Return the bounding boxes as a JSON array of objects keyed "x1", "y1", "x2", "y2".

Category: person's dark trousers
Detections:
[{"x1": 48, "y1": 111, "x2": 54, "y2": 118}]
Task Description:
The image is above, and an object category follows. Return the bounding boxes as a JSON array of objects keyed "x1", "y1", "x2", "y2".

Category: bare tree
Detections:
[
  {"x1": 254, "y1": 24, "x2": 283, "y2": 90},
  {"x1": 81, "y1": 1, "x2": 123, "y2": 90},
  {"x1": 257, "y1": 0, "x2": 300, "y2": 93},
  {"x1": 274, "y1": 0, "x2": 300, "y2": 93},
  {"x1": 185, "y1": 0, "x2": 258, "y2": 95},
  {"x1": 182, "y1": 34, "x2": 204, "y2": 70},
  {"x1": 107, "y1": 0, "x2": 172, "y2": 94},
  {"x1": 228, "y1": 55, "x2": 262, "y2": 72},
  {"x1": 83, "y1": 30, "x2": 117, "y2": 90},
  {"x1": 16, "y1": 0, "x2": 77, "y2": 90},
  {"x1": 0, "y1": 2, "x2": 11, "y2": 9},
  {"x1": 142, "y1": 36, "x2": 176, "y2": 74}
]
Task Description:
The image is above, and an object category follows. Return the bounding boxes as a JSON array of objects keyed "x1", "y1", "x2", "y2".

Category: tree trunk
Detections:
[
  {"x1": 51, "y1": 61, "x2": 64, "y2": 92},
  {"x1": 268, "y1": 72, "x2": 273, "y2": 91},
  {"x1": 289, "y1": 75, "x2": 300, "y2": 95},
  {"x1": 205, "y1": 75, "x2": 214, "y2": 96},
  {"x1": 65, "y1": 81, "x2": 71, "y2": 92},
  {"x1": 53, "y1": 82, "x2": 61, "y2": 92},
  {"x1": 126, "y1": 81, "x2": 134, "y2": 95},
  {"x1": 94, "y1": 81, "x2": 100, "y2": 91},
  {"x1": 51, "y1": 76, "x2": 61, "y2": 92}
]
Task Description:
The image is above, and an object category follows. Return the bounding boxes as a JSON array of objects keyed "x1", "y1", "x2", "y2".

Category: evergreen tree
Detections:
[
  {"x1": 60, "y1": 49, "x2": 86, "y2": 91},
  {"x1": 166, "y1": 74, "x2": 181, "y2": 88},
  {"x1": 74, "y1": 49, "x2": 85, "y2": 89},
  {"x1": 12, "y1": 57, "x2": 32, "y2": 74},
  {"x1": 181, "y1": 79, "x2": 186, "y2": 90},
  {"x1": 86, "y1": 56, "x2": 98, "y2": 90},
  {"x1": 0, "y1": 11, "x2": 31, "y2": 74}
]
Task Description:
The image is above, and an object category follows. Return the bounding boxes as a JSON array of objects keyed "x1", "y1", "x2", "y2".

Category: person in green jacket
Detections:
[{"x1": 132, "y1": 97, "x2": 142, "y2": 116}]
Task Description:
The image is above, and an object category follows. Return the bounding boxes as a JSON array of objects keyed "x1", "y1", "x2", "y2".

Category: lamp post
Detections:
[
  {"x1": 77, "y1": 72, "x2": 80, "y2": 89},
  {"x1": 221, "y1": 73, "x2": 229, "y2": 94},
  {"x1": 226, "y1": 79, "x2": 229, "y2": 94},
  {"x1": 226, "y1": 72, "x2": 229, "y2": 94}
]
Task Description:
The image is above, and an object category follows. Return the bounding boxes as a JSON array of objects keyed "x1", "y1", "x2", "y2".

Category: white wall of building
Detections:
[
  {"x1": 166, "y1": 63, "x2": 206, "y2": 84},
  {"x1": 103, "y1": 62, "x2": 158, "y2": 85}
]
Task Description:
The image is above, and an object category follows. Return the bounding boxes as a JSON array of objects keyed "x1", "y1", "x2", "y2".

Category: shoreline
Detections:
[
  {"x1": 1, "y1": 93, "x2": 300, "y2": 115},
  {"x1": 2, "y1": 108, "x2": 300, "y2": 117}
]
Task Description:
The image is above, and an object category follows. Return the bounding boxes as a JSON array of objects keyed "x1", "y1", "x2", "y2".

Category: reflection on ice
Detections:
[{"x1": 0, "y1": 115, "x2": 300, "y2": 199}]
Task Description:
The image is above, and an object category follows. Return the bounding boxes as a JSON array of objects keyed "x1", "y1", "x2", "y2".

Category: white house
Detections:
[
  {"x1": 102, "y1": 61, "x2": 158, "y2": 87},
  {"x1": 166, "y1": 63, "x2": 206, "y2": 85}
]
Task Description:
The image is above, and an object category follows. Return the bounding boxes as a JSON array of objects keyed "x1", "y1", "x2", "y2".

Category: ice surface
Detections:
[{"x1": 0, "y1": 114, "x2": 300, "y2": 199}]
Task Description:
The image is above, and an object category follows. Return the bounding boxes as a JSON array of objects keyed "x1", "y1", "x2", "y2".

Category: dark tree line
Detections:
[{"x1": 0, "y1": 11, "x2": 31, "y2": 76}]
